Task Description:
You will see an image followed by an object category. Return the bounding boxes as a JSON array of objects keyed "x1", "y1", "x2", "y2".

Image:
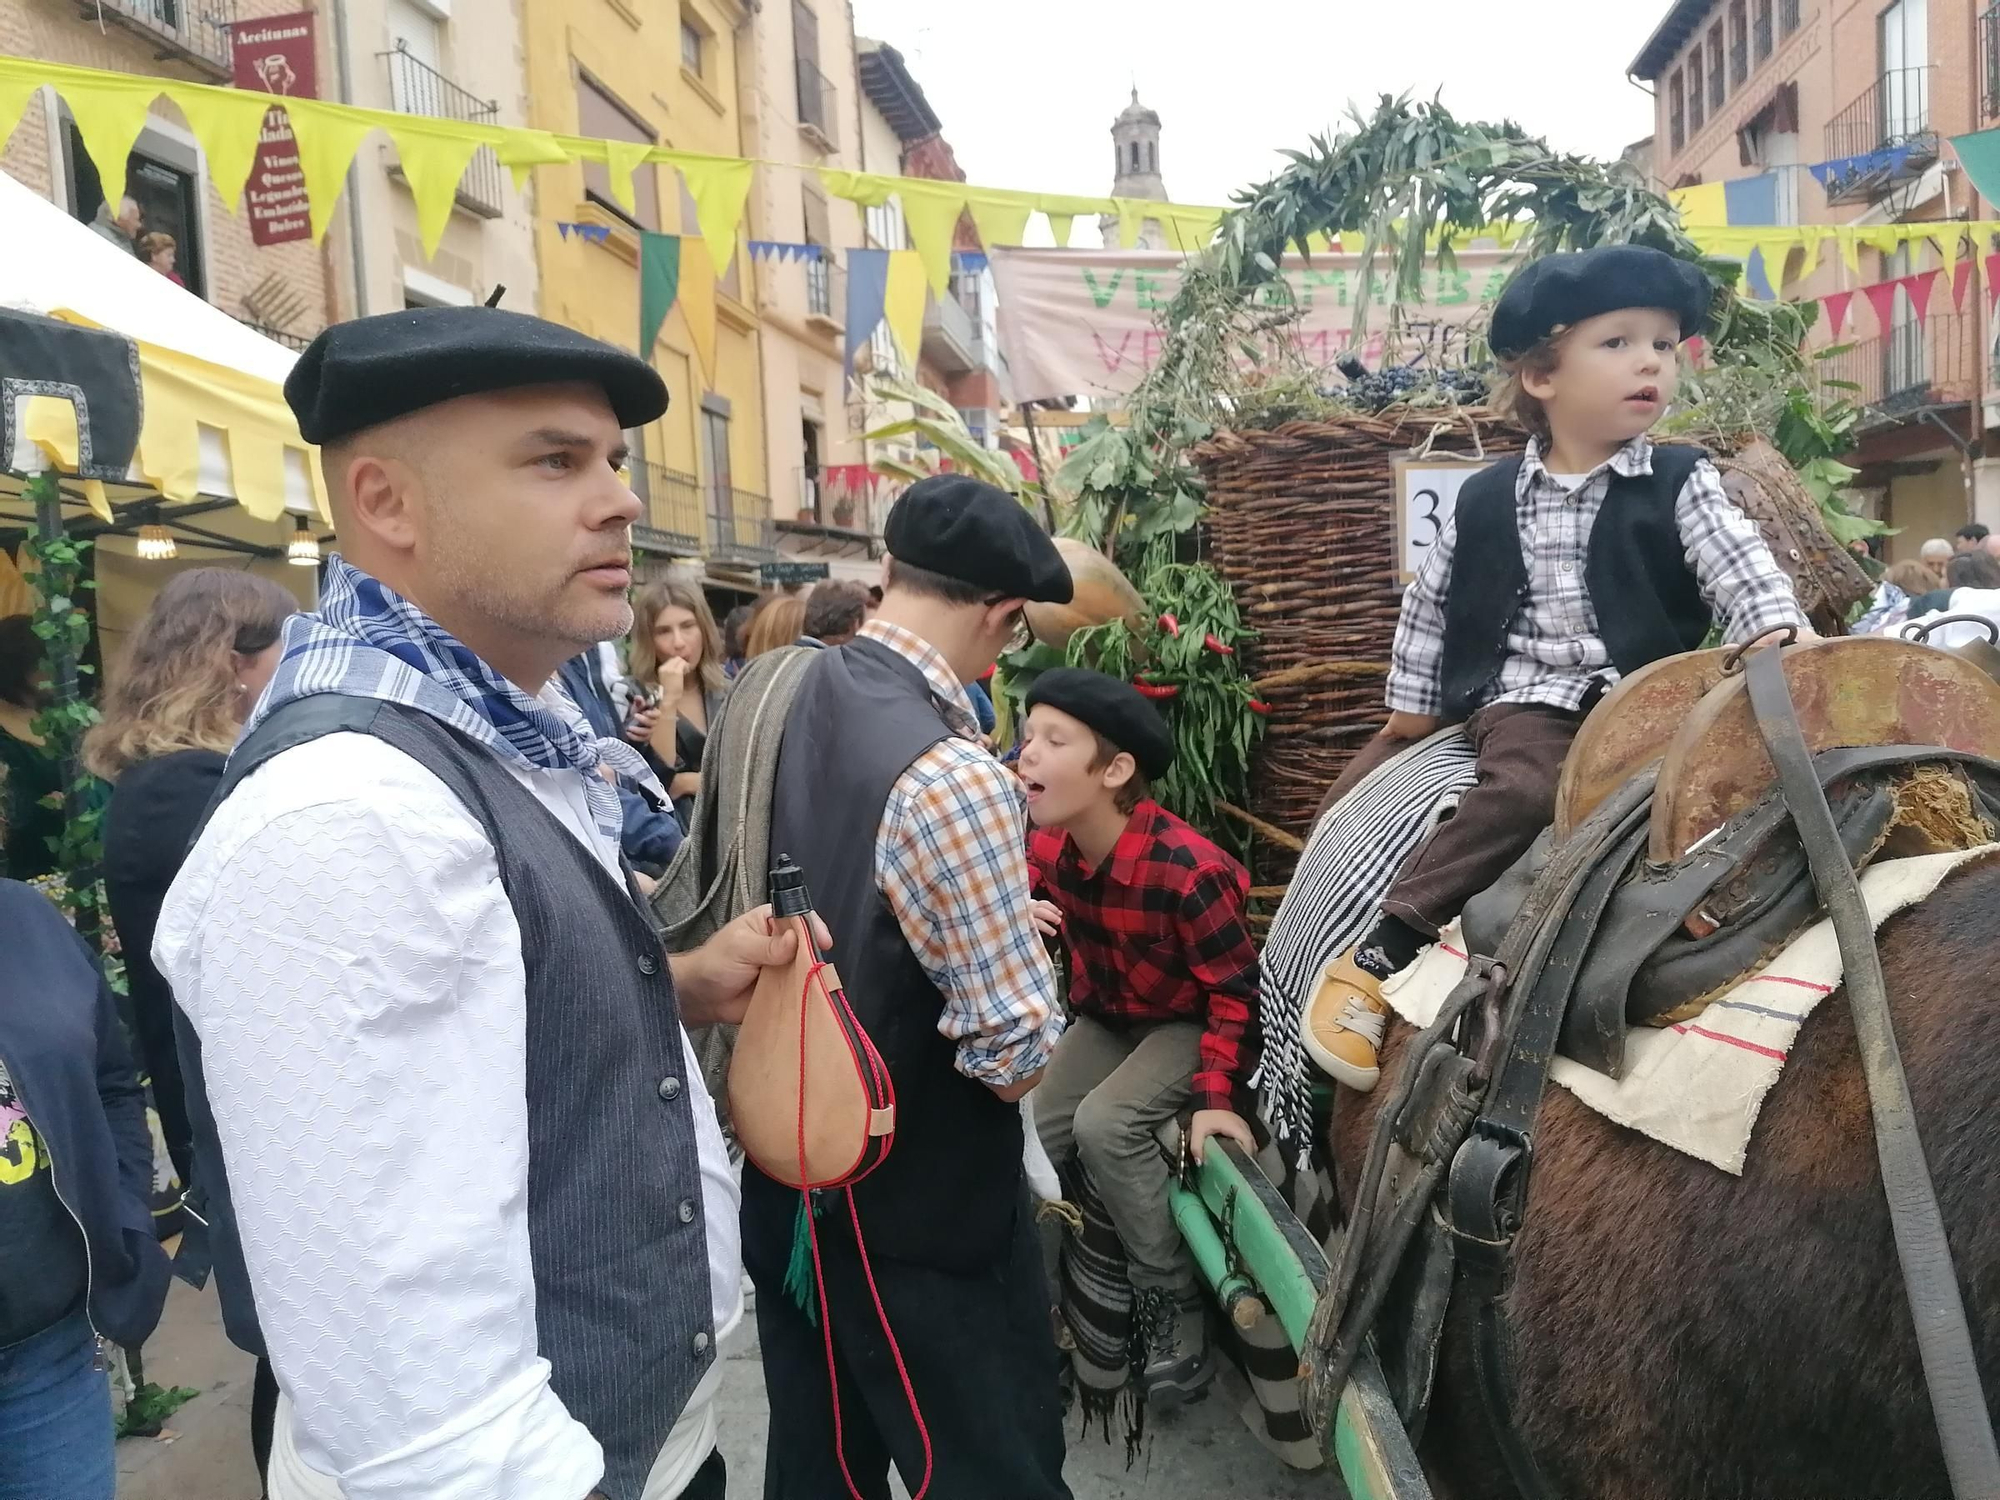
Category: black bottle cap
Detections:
[{"x1": 770, "y1": 853, "x2": 812, "y2": 918}]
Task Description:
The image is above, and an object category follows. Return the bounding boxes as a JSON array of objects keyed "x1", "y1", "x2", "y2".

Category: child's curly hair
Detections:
[{"x1": 1488, "y1": 326, "x2": 1571, "y2": 444}]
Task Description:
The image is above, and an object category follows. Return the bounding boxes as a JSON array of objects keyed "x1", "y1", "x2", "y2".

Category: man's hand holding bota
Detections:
[{"x1": 669, "y1": 903, "x2": 833, "y2": 1028}]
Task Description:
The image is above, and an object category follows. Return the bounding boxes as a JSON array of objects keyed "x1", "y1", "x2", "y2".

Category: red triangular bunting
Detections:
[
  {"x1": 1953, "y1": 259, "x2": 1975, "y2": 311},
  {"x1": 1862, "y1": 278, "x2": 1902, "y2": 335},
  {"x1": 1904, "y1": 270, "x2": 1936, "y2": 326},
  {"x1": 1821, "y1": 290, "x2": 1853, "y2": 338}
]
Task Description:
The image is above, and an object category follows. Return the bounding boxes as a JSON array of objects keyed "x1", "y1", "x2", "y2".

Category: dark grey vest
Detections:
[
  {"x1": 744, "y1": 638, "x2": 1026, "y2": 1277},
  {"x1": 174, "y1": 697, "x2": 712, "y2": 1500}
]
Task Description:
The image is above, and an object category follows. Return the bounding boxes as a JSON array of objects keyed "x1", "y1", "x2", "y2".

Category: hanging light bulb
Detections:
[
  {"x1": 286, "y1": 514, "x2": 322, "y2": 567},
  {"x1": 136, "y1": 524, "x2": 177, "y2": 561}
]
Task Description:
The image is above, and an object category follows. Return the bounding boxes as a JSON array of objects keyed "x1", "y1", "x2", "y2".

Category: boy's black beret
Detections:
[
  {"x1": 1490, "y1": 245, "x2": 1714, "y2": 359},
  {"x1": 1026, "y1": 668, "x2": 1174, "y2": 780}
]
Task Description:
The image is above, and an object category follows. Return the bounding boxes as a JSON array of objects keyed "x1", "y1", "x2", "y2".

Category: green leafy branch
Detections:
[{"x1": 23, "y1": 472, "x2": 106, "y2": 927}]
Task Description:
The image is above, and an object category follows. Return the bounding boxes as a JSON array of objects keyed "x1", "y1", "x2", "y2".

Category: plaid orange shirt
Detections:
[{"x1": 866, "y1": 620, "x2": 1065, "y2": 1088}]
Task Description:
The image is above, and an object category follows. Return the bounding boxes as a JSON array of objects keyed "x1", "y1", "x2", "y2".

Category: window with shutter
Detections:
[{"x1": 575, "y1": 74, "x2": 660, "y2": 231}]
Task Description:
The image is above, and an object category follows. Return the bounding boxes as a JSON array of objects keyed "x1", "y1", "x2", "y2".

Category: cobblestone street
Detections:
[{"x1": 117, "y1": 1277, "x2": 1334, "y2": 1500}]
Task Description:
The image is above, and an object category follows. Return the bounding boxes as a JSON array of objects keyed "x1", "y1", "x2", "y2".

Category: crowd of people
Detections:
[
  {"x1": 0, "y1": 302, "x2": 1260, "y2": 1500},
  {"x1": 3, "y1": 244, "x2": 1998, "y2": 1500}
]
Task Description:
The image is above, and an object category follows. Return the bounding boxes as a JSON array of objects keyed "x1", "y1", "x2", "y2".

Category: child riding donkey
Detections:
[
  {"x1": 1303, "y1": 245, "x2": 1812, "y2": 1092},
  {"x1": 1017, "y1": 669, "x2": 1259, "y2": 1406}
]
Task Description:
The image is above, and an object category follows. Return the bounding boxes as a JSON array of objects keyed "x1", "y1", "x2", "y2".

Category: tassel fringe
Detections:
[{"x1": 783, "y1": 1191, "x2": 818, "y2": 1325}]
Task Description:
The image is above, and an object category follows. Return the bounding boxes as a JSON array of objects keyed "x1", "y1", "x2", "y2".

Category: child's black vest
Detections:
[{"x1": 1437, "y1": 445, "x2": 1711, "y2": 722}]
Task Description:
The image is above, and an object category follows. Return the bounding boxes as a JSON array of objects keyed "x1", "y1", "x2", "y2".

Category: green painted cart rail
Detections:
[{"x1": 1168, "y1": 1139, "x2": 1431, "y2": 1500}]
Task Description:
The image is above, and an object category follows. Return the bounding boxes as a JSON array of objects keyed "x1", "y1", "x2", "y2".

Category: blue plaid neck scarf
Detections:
[{"x1": 244, "y1": 555, "x2": 664, "y2": 843}]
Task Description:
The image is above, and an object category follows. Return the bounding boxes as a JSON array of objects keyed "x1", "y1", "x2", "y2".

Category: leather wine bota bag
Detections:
[{"x1": 728, "y1": 868, "x2": 895, "y2": 1190}]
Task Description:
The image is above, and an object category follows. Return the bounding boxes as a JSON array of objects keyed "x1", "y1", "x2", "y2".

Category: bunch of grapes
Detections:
[{"x1": 1326, "y1": 359, "x2": 1493, "y2": 414}]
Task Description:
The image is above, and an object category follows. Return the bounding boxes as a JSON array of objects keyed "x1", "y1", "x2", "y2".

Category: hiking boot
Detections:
[
  {"x1": 1301, "y1": 950, "x2": 1392, "y2": 1092},
  {"x1": 1137, "y1": 1286, "x2": 1214, "y2": 1408}
]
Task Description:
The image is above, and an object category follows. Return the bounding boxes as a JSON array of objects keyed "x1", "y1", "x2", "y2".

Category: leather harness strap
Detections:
[{"x1": 1742, "y1": 646, "x2": 2000, "y2": 1499}]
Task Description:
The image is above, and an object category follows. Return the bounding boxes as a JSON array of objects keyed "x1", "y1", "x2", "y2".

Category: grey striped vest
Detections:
[{"x1": 177, "y1": 696, "x2": 713, "y2": 1500}]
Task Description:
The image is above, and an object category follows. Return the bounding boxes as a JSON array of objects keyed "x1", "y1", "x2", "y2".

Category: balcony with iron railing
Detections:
[
  {"x1": 795, "y1": 57, "x2": 839, "y2": 150},
  {"x1": 1821, "y1": 66, "x2": 1936, "y2": 204},
  {"x1": 629, "y1": 462, "x2": 704, "y2": 553},
  {"x1": 234, "y1": 316, "x2": 314, "y2": 352},
  {"x1": 382, "y1": 44, "x2": 506, "y2": 218},
  {"x1": 86, "y1": 0, "x2": 237, "y2": 78},
  {"x1": 707, "y1": 489, "x2": 776, "y2": 562},
  {"x1": 1819, "y1": 311, "x2": 1976, "y2": 424}
]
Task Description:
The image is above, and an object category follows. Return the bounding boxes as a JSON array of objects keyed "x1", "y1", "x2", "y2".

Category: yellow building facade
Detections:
[{"x1": 521, "y1": 0, "x2": 769, "y2": 576}]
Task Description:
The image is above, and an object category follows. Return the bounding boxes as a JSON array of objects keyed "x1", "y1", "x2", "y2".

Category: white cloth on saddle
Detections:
[{"x1": 1383, "y1": 844, "x2": 1999, "y2": 1175}]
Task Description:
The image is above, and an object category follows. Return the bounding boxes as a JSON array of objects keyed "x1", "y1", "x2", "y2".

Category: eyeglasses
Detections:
[{"x1": 987, "y1": 597, "x2": 1034, "y2": 653}]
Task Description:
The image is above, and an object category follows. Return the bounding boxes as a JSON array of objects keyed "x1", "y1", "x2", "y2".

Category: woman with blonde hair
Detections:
[
  {"x1": 743, "y1": 592, "x2": 806, "y2": 658},
  {"x1": 625, "y1": 576, "x2": 727, "y2": 826},
  {"x1": 88, "y1": 567, "x2": 295, "y2": 1179},
  {"x1": 84, "y1": 566, "x2": 293, "y2": 1488}
]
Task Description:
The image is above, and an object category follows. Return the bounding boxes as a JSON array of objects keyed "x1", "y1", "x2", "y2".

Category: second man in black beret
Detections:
[{"x1": 743, "y1": 469, "x2": 1078, "y2": 1495}]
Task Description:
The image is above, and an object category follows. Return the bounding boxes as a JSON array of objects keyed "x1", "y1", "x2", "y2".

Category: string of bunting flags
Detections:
[
  {"x1": 25, "y1": 49, "x2": 2000, "y2": 390},
  {"x1": 0, "y1": 52, "x2": 1229, "y2": 286}
]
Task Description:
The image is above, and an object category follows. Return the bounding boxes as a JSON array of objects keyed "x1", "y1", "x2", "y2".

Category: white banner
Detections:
[{"x1": 990, "y1": 246, "x2": 1518, "y2": 403}]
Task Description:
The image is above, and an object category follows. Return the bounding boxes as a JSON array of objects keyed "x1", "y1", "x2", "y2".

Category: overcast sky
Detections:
[{"x1": 847, "y1": 1, "x2": 1666, "y2": 211}]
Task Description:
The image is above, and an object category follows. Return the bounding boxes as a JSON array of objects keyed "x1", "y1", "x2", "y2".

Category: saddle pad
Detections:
[
  {"x1": 1255, "y1": 728, "x2": 1480, "y2": 1168},
  {"x1": 1384, "y1": 844, "x2": 1999, "y2": 1174}
]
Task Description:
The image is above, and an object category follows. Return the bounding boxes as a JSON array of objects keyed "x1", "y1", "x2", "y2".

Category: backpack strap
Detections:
[{"x1": 654, "y1": 644, "x2": 819, "y2": 945}]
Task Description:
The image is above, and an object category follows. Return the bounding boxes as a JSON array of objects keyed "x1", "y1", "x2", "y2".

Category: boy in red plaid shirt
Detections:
[{"x1": 1018, "y1": 668, "x2": 1259, "y2": 1407}]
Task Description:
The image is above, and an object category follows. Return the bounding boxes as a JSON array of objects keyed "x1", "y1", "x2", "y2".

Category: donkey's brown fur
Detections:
[{"x1": 1332, "y1": 855, "x2": 2000, "y2": 1500}]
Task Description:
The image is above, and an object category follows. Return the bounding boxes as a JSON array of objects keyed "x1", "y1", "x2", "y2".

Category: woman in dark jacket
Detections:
[
  {"x1": 84, "y1": 568, "x2": 295, "y2": 1489},
  {"x1": 87, "y1": 568, "x2": 295, "y2": 1192},
  {"x1": 0, "y1": 875, "x2": 171, "y2": 1498}
]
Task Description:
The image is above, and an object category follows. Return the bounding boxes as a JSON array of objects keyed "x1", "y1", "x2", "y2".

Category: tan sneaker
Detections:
[{"x1": 1301, "y1": 950, "x2": 1392, "y2": 1091}]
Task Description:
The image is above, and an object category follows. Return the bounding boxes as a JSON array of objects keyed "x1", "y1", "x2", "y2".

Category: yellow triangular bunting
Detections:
[
  {"x1": 673, "y1": 154, "x2": 754, "y2": 277},
  {"x1": 897, "y1": 181, "x2": 966, "y2": 296}
]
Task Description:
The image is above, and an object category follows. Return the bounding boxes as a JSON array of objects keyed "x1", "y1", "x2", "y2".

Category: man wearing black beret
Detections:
[
  {"x1": 1015, "y1": 669, "x2": 1259, "y2": 1407},
  {"x1": 746, "y1": 472, "x2": 1075, "y2": 1497},
  {"x1": 1302, "y1": 243, "x2": 1809, "y2": 1094},
  {"x1": 159, "y1": 304, "x2": 809, "y2": 1500}
]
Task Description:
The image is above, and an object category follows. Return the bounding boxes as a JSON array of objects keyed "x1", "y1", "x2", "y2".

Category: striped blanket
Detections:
[
  {"x1": 1055, "y1": 1141, "x2": 1345, "y2": 1472},
  {"x1": 1255, "y1": 730, "x2": 1480, "y2": 1168}
]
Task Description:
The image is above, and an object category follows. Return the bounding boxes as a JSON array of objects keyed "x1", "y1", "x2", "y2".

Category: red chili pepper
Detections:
[
  {"x1": 1158, "y1": 612, "x2": 1181, "y2": 637},
  {"x1": 1132, "y1": 676, "x2": 1181, "y2": 700},
  {"x1": 1248, "y1": 699, "x2": 1272, "y2": 715},
  {"x1": 1204, "y1": 633, "x2": 1236, "y2": 656}
]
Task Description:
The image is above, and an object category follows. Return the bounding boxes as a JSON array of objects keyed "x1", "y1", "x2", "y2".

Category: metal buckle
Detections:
[{"x1": 1722, "y1": 623, "x2": 1801, "y2": 675}]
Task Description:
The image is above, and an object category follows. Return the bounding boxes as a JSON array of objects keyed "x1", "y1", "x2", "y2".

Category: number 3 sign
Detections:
[{"x1": 1390, "y1": 456, "x2": 1489, "y2": 584}]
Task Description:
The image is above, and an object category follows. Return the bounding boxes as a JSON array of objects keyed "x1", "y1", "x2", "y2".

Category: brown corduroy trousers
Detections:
[{"x1": 1317, "y1": 702, "x2": 1586, "y2": 938}]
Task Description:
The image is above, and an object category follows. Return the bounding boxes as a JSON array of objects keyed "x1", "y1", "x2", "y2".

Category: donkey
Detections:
[{"x1": 1331, "y1": 854, "x2": 2000, "y2": 1500}]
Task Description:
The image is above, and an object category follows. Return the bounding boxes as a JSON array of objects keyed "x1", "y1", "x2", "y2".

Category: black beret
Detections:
[
  {"x1": 1489, "y1": 246, "x2": 1714, "y2": 359},
  {"x1": 1026, "y1": 668, "x2": 1174, "y2": 781},
  {"x1": 883, "y1": 474, "x2": 1073, "y2": 603},
  {"x1": 286, "y1": 306, "x2": 669, "y2": 444}
]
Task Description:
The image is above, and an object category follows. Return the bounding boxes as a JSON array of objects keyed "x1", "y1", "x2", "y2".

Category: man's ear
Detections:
[
  {"x1": 342, "y1": 451, "x2": 422, "y2": 553},
  {"x1": 987, "y1": 595, "x2": 1028, "y2": 635}
]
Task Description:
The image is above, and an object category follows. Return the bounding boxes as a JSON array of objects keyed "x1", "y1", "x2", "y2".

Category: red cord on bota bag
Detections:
[{"x1": 792, "y1": 936, "x2": 933, "y2": 1499}]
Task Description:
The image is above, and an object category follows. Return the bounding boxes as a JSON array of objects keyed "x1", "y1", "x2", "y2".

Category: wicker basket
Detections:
[{"x1": 1193, "y1": 409, "x2": 1526, "y2": 877}]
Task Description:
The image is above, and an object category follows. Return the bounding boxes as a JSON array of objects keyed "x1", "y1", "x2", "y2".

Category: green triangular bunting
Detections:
[{"x1": 639, "y1": 232, "x2": 682, "y2": 357}]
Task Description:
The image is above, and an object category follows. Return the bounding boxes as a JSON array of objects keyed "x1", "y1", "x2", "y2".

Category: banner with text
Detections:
[
  {"x1": 990, "y1": 246, "x2": 1517, "y2": 403},
  {"x1": 229, "y1": 11, "x2": 317, "y2": 247}
]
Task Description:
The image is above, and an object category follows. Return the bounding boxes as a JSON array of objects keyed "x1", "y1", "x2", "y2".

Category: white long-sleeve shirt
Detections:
[{"x1": 155, "y1": 722, "x2": 740, "y2": 1500}]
